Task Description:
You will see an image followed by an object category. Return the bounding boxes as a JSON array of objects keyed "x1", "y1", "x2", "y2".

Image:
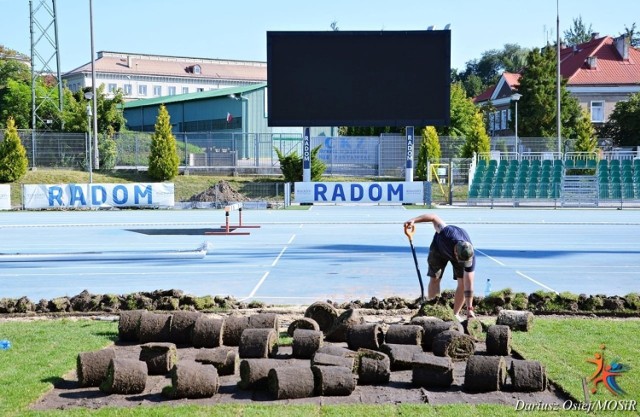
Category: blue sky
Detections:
[{"x1": 1, "y1": 0, "x2": 638, "y2": 72}]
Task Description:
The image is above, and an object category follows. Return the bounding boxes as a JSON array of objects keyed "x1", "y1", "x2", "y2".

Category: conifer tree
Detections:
[
  {"x1": 148, "y1": 104, "x2": 179, "y2": 181},
  {"x1": 416, "y1": 126, "x2": 441, "y2": 180},
  {"x1": 0, "y1": 116, "x2": 29, "y2": 182}
]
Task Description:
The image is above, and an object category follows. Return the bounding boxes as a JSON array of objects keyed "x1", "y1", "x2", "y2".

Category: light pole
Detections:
[
  {"x1": 84, "y1": 91, "x2": 93, "y2": 183},
  {"x1": 511, "y1": 93, "x2": 522, "y2": 157}
]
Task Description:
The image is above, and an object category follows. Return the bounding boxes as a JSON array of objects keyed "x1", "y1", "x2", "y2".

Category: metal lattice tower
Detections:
[{"x1": 29, "y1": 0, "x2": 63, "y2": 130}]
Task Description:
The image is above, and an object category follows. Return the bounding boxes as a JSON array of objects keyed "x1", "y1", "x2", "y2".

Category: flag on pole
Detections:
[{"x1": 226, "y1": 112, "x2": 233, "y2": 123}]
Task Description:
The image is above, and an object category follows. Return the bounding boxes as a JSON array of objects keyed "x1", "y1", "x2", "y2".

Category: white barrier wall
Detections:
[
  {"x1": 22, "y1": 183, "x2": 175, "y2": 209},
  {"x1": 0, "y1": 184, "x2": 10, "y2": 210},
  {"x1": 294, "y1": 182, "x2": 424, "y2": 204}
]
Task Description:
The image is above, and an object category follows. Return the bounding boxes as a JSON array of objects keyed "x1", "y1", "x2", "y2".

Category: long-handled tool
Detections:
[{"x1": 404, "y1": 224, "x2": 425, "y2": 302}]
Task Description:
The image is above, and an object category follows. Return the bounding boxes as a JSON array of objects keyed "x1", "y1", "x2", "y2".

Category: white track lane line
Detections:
[
  {"x1": 476, "y1": 249, "x2": 559, "y2": 294},
  {"x1": 239, "y1": 234, "x2": 296, "y2": 301},
  {"x1": 516, "y1": 271, "x2": 559, "y2": 294}
]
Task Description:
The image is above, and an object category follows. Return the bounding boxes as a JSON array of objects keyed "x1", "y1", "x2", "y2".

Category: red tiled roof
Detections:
[
  {"x1": 473, "y1": 72, "x2": 521, "y2": 103},
  {"x1": 560, "y1": 36, "x2": 640, "y2": 85},
  {"x1": 64, "y1": 51, "x2": 267, "y2": 82}
]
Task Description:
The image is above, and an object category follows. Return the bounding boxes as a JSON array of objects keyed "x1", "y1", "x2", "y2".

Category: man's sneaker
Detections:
[
  {"x1": 455, "y1": 313, "x2": 465, "y2": 322},
  {"x1": 466, "y1": 309, "x2": 476, "y2": 319}
]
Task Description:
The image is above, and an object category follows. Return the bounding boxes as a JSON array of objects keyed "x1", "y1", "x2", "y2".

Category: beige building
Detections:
[{"x1": 61, "y1": 51, "x2": 267, "y2": 100}]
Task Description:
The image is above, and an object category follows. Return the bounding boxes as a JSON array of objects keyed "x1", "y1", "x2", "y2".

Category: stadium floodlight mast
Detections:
[
  {"x1": 84, "y1": 91, "x2": 93, "y2": 184},
  {"x1": 511, "y1": 93, "x2": 522, "y2": 156}
]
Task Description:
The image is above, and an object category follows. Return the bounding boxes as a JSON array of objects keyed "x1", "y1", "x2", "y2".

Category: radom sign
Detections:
[{"x1": 294, "y1": 182, "x2": 424, "y2": 204}]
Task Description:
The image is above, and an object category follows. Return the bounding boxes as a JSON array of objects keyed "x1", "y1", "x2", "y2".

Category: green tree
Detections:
[
  {"x1": 416, "y1": 126, "x2": 441, "y2": 180},
  {"x1": 623, "y1": 22, "x2": 639, "y2": 48},
  {"x1": 62, "y1": 85, "x2": 125, "y2": 135},
  {"x1": 461, "y1": 112, "x2": 491, "y2": 158},
  {"x1": 0, "y1": 117, "x2": 29, "y2": 182},
  {"x1": 274, "y1": 145, "x2": 325, "y2": 183},
  {"x1": 148, "y1": 104, "x2": 179, "y2": 181},
  {"x1": 599, "y1": 91, "x2": 640, "y2": 147},
  {"x1": 516, "y1": 46, "x2": 582, "y2": 143},
  {"x1": 440, "y1": 83, "x2": 476, "y2": 138},
  {"x1": 573, "y1": 109, "x2": 597, "y2": 153},
  {"x1": 563, "y1": 16, "x2": 594, "y2": 46}
]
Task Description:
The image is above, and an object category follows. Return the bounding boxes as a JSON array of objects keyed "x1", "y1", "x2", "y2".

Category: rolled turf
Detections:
[
  {"x1": 486, "y1": 324, "x2": 512, "y2": 356},
  {"x1": 432, "y1": 330, "x2": 476, "y2": 361},
  {"x1": 347, "y1": 323, "x2": 384, "y2": 351},
  {"x1": 356, "y1": 348, "x2": 391, "y2": 385},
  {"x1": 238, "y1": 328, "x2": 278, "y2": 358},
  {"x1": 379, "y1": 343, "x2": 424, "y2": 370},
  {"x1": 99, "y1": 358, "x2": 148, "y2": 395},
  {"x1": 169, "y1": 311, "x2": 201, "y2": 345},
  {"x1": 238, "y1": 358, "x2": 281, "y2": 390},
  {"x1": 139, "y1": 342, "x2": 177, "y2": 375},
  {"x1": 304, "y1": 301, "x2": 338, "y2": 333},
  {"x1": 509, "y1": 359, "x2": 547, "y2": 392},
  {"x1": 195, "y1": 346, "x2": 238, "y2": 376},
  {"x1": 311, "y1": 352, "x2": 356, "y2": 371},
  {"x1": 496, "y1": 309, "x2": 534, "y2": 332},
  {"x1": 287, "y1": 317, "x2": 320, "y2": 337},
  {"x1": 384, "y1": 324, "x2": 423, "y2": 345},
  {"x1": 76, "y1": 347, "x2": 116, "y2": 387},
  {"x1": 118, "y1": 309, "x2": 145, "y2": 342},
  {"x1": 325, "y1": 308, "x2": 364, "y2": 342},
  {"x1": 191, "y1": 316, "x2": 225, "y2": 348},
  {"x1": 292, "y1": 329, "x2": 324, "y2": 359},
  {"x1": 464, "y1": 355, "x2": 507, "y2": 392},
  {"x1": 411, "y1": 352, "x2": 454, "y2": 388},
  {"x1": 312, "y1": 365, "x2": 357, "y2": 396},
  {"x1": 162, "y1": 361, "x2": 220, "y2": 399},
  {"x1": 138, "y1": 312, "x2": 172, "y2": 343},
  {"x1": 268, "y1": 366, "x2": 316, "y2": 399},
  {"x1": 222, "y1": 315, "x2": 250, "y2": 346}
]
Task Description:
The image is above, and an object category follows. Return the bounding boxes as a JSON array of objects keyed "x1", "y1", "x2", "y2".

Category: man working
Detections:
[{"x1": 404, "y1": 213, "x2": 476, "y2": 320}]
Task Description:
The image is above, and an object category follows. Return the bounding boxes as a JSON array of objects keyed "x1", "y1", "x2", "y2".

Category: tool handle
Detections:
[{"x1": 404, "y1": 223, "x2": 416, "y2": 240}]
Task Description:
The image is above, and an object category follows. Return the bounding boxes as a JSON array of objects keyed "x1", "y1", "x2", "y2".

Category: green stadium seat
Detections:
[
  {"x1": 514, "y1": 183, "x2": 525, "y2": 198},
  {"x1": 526, "y1": 184, "x2": 537, "y2": 198},
  {"x1": 539, "y1": 183, "x2": 550, "y2": 198},
  {"x1": 502, "y1": 183, "x2": 514, "y2": 198},
  {"x1": 622, "y1": 184, "x2": 634, "y2": 199},
  {"x1": 491, "y1": 184, "x2": 503, "y2": 198},
  {"x1": 599, "y1": 183, "x2": 609, "y2": 199},
  {"x1": 542, "y1": 160, "x2": 552, "y2": 169},
  {"x1": 550, "y1": 184, "x2": 560, "y2": 199},
  {"x1": 565, "y1": 159, "x2": 574, "y2": 169}
]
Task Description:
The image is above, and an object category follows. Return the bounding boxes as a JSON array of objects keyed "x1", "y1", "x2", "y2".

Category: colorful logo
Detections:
[{"x1": 586, "y1": 344, "x2": 630, "y2": 396}]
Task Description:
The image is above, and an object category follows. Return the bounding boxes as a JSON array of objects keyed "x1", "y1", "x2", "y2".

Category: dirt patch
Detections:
[
  {"x1": 30, "y1": 311, "x2": 572, "y2": 410},
  {"x1": 188, "y1": 181, "x2": 247, "y2": 205}
]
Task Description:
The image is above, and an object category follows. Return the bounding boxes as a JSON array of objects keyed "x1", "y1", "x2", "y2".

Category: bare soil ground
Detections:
[{"x1": 28, "y1": 309, "x2": 571, "y2": 411}]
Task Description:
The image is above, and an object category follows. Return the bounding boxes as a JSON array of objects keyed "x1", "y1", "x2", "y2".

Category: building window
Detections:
[
  {"x1": 591, "y1": 101, "x2": 604, "y2": 122},
  {"x1": 124, "y1": 84, "x2": 132, "y2": 95},
  {"x1": 501, "y1": 110, "x2": 507, "y2": 130},
  {"x1": 168, "y1": 86, "x2": 176, "y2": 96},
  {"x1": 193, "y1": 65, "x2": 201, "y2": 74},
  {"x1": 182, "y1": 87, "x2": 189, "y2": 94},
  {"x1": 494, "y1": 111, "x2": 500, "y2": 131},
  {"x1": 489, "y1": 113, "x2": 494, "y2": 134},
  {"x1": 153, "y1": 85, "x2": 162, "y2": 96},
  {"x1": 196, "y1": 87, "x2": 204, "y2": 92},
  {"x1": 108, "y1": 83, "x2": 117, "y2": 93},
  {"x1": 138, "y1": 84, "x2": 147, "y2": 96}
]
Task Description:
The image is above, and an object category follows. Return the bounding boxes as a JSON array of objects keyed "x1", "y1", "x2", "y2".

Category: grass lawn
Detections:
[{"x1": 1, "y1": 317, "x2": 638, "y2": 416}]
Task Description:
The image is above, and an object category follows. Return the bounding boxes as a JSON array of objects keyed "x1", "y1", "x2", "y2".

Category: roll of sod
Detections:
[
  {"x1": 268, "y1": 366, "x2": 316, "y2": 400},
  {"x1": 311, "y1": 352, "x2": 356, "y2": 371},
  {"x1": 192, "y1": 316, "x2": 225, "y2": 348},
  {"x1": 462, "y1": 318, "x2": 484, "y2": 340},
  {"x1": 347, "y1": 323, "x2": 384, "y2": 351},
  {"x1": 195, "y1": 346, "x2": 238, "y2": 376},
  {"x1": 411, "y1": 352, "x2": 454, "y2": 388},
  {"x1": 316, "y1": 344, "x2": 356, "y2": 358},
  {"x1": 432, "y1": 330, "x2": 475, "y2": 361},
  {"x1": 419, "y1": 320, "x2": 460, "y2": 351},
  {"x1": 239, "y1": 328, "x2": 278, "y2": 358},
  {"x1": 138, "y1": 312, "x2": 172, "y2": 343},
  {"x1": 496, "y1": 309, "x2": 534, "y2": 332},
  {"x1": 380, "y1": 343, "x2": 424, "y2": 371},
  {"x1": 118, "y1": 309, "x2": 145, "y2": 342},
  {"x1": 384, "y1": 324, "x2": 423, "y2": 345},
  {"x1": 325, "y1": 309, "x2": 364, "y2": 342},
  {"x1": 510, "y1": 359, "x2": 547, "y2": 392},
  {"x1": 410, "y1": 316, "x2": 443, "y2": 327},
  {"x1": 486, "y1": 325, "x2": 512, "y2": 356},
  {"x1": 312, "y1": 365, "x2": 357, "y2": 396},
  {"x1": 248, "y1": 313, "x2": 280, "y2": 330},
  {"x1": 238, "y1": 358, "x2": 280, "y2": 390},
  {"x1": 99, "y1": 358, "x2": 148, "y2": 395},
  {"x1": 287, "y1": 317, "x2": 320, "y2": 337},
  {"x1": 292, "y1": 329, "x2": 324, "y2": 359},
  {"x1": 161, "y1": 361, "x2": 219, "y2": 399},
  {"x1": 356, "y1": 349, "x2": 391, "y2": 385},
  {"x1": 464, "y1": 355, "x2": 507, "y2": 392},
  {"x1": 304, "y1": 301, "x2": 338, "y2": 333},
  {"x1": 139, "y1": 342, "x2": 177, "y2": 375},
  {"x1": 77, "y1": 347, "x2": 116, "y2": 387},
  {"x1": 169, "y1": 311, "x2": 201, "y2": 345},
  {"x1": 222, "y1": 315, "x2": 250, "y2": 346}
]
